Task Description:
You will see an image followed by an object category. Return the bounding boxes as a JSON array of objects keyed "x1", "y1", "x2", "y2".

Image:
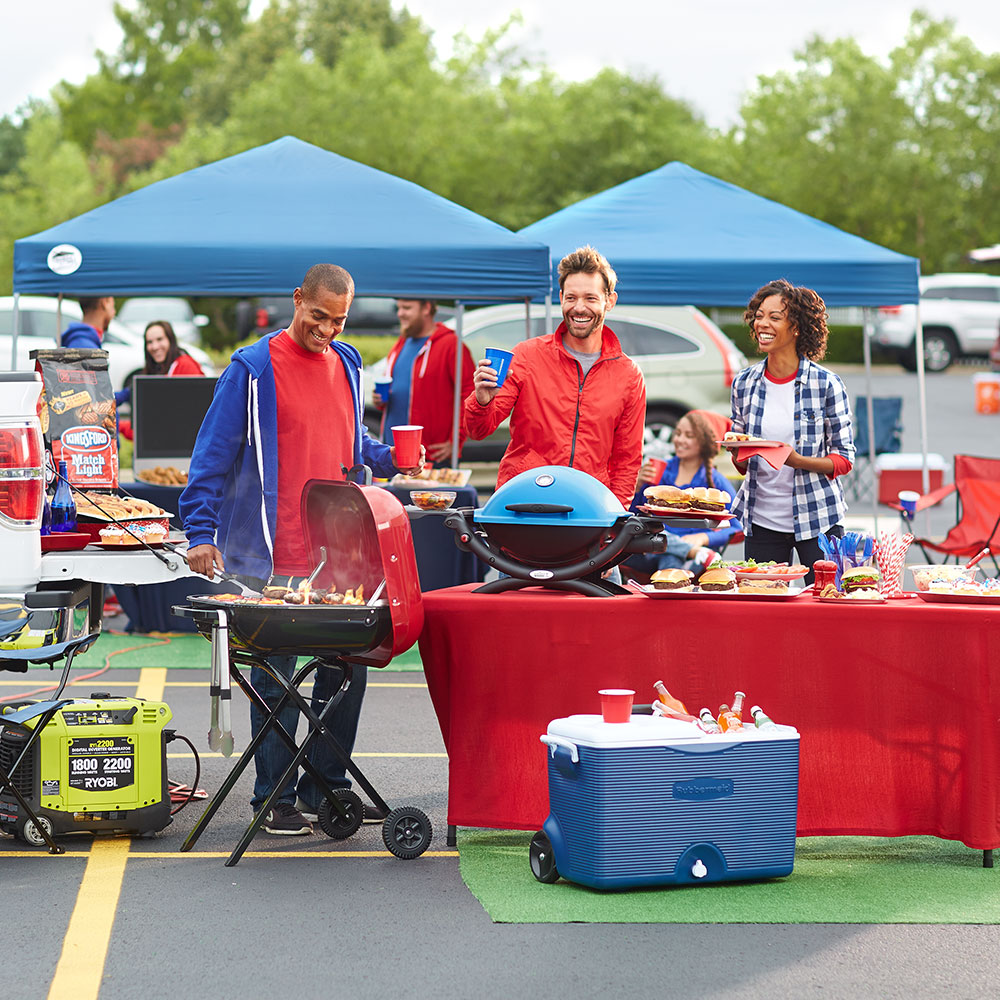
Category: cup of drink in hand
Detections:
[
  {"x1": 646, "y1": 457, "x2": 667, "y2": 483},
  {"x1": 391, "y1": 425, "x2": 423, "y2": 468},
  {"x1": 374, "y1": 379, "x2": 392, "y2": 404},
  {"x1": 483, "y1": 348, "x2": 514, "y2": 388}
]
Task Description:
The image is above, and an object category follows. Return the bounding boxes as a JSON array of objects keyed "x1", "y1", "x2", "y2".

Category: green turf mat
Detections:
[
  {"x1": 458, "y1": 830, "x2": 997, "y2": 924},
  {"x1": 20, "y1": 632, "x2": 424, "y2": 671}
]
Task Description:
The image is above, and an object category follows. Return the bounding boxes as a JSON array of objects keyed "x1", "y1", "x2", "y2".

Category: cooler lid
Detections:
[
  {"x1": 474, "y1": 465, "x2": 626, "y2": 528},
  {"x1": 545, "y1": 713, "x2": 799, "y2": 748}
]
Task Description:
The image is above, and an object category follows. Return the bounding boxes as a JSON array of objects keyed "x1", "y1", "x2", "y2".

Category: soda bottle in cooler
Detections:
[
  {"x1": 697, "y1": 708, "x2": 722, "y2": 734},
  {"x1": 50, "y1": 460, "x2": 77, "y2": 533},
  {"x1": 751, "y1": 705, "x2": 779, "y2": 731},
  {"x1": 653, "y1": 680, "x2": 690, "y2": 716},
  {"x1": 730, "y1": 690, "x2": 746, "y2": 721},
  {"x1": 717, "y1": 704, "x2": 744, "y2": 732}
]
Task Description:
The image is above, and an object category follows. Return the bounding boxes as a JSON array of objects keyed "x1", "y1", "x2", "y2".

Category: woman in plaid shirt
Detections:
[{"x1": 730, "y1": 280, "x2": 855, "y2": 581}]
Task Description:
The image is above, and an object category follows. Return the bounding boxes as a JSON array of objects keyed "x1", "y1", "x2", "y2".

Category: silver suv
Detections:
[
  {"x1": 365, "y1": 303, "x2": 748, "y2": 461},
  {"x1": 873, "y1": 274, "x2": 1000, "y2": 372}
]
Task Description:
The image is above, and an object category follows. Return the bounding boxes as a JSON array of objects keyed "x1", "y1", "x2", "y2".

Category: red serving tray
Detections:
[{"x1": 40, "y1": 531, "x2": 91, "y2": 551}]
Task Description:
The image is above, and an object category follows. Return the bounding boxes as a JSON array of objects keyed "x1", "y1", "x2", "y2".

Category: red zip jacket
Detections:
[
  {"x1": 379, "y1": 323, "x2": 475, "y2": 456},
  {"x1": 463, "y1": 323, "x2": 646, "y2": 506}
]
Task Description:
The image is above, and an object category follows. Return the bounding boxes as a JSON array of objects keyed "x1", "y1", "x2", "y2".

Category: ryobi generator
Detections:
[{"x1": 0, "y1": 693, "x2": 173, "y2": 844}]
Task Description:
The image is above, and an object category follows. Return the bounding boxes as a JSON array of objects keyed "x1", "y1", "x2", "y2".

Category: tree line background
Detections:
[{"x1": 1, "y1": 0, "x2": 998, "y2": 347}]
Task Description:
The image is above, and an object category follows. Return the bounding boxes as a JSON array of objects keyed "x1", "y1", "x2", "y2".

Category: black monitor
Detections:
[{"x1": 132, "y1": 375, "x2": 218, "y2": 473}]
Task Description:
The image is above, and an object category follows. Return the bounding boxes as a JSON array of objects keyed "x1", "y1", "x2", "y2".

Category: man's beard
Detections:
[{"x1": 563, "y1": 310, "x2": 604, "y2": 341}]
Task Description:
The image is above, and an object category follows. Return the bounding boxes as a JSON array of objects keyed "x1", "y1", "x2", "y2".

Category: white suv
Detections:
[{"x1": 873, "y1": 274, "x2": 1000, "y2": 372}]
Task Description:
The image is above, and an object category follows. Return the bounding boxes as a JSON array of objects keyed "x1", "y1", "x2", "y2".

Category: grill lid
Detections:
[{"x1": 474, "y1": 466, "x2": 626, "y2": 528}]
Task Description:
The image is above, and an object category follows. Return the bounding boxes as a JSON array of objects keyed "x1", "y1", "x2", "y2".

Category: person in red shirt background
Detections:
[{"x1": 377, "y1": 299, "x2": 475, "y2": 465}]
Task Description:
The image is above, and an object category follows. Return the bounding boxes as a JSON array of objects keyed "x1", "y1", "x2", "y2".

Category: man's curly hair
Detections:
[{"x1": 743, "y1": 279, "x2": 829, "y2": 361}]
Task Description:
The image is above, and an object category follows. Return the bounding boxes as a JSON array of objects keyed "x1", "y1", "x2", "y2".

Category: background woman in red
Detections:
[{"x1": 144, "y1": 319, "x2": 205, "y2": 376}]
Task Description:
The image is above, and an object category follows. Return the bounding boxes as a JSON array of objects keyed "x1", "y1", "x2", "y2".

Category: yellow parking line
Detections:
[
  {"x1": 134, "y1": 667, "x2": 167, "y2": 702},
  {"x1": 46, "y1": 837, "x2": 130, "y2": 1000}
]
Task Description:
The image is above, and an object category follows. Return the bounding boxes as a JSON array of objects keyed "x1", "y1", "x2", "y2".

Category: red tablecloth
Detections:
[{"x1": 419, "y1": 585, "x2": 1000, "y2": 849}]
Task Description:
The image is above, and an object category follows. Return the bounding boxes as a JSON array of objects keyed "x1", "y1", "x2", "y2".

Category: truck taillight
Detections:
[{"x1": 0, "y1": 425, "x2": 45, "y2": 524}]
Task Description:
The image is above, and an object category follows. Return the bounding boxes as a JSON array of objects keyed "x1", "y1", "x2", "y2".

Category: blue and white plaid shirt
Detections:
[{"x1": 730, "y1": 359, "x2": 855, "y2": 541}]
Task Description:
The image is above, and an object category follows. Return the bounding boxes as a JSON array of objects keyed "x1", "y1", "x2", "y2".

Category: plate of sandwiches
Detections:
[
  {"x1": 717, "y1": 432, "x2": 786, "y2": 448},
  {"x1": 726, "y1": 561, "x2": 809, "y2": 581},
  {"x1": 628, "y1": 567, "x2": 804, "y2": 598},
  {"x1": 637, "y1": 485, "x2": 736, "y2": 521}
]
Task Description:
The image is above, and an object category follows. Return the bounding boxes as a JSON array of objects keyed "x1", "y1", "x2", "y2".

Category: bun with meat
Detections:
[
  {"x1": 643, "y1": 484, "x2": 692, "y2": 510},
  {"x1": 697, "y1": 567, "x2": 737, "y2": 592},
  {"x1": 841, "y1": 566, "x2": 881, "y2": 593},
  {"x1": 688, "y1": 487, "x2": 729, "y2": 513},
  {"x1": 737, "y1": 578, "x2": 789, "y2": 595},
  {"x1": 650, "y1": 568, "x2": 694, "y2": 591}
]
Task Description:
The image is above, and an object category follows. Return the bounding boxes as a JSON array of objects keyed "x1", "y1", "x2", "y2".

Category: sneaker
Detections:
[
  {"x1": 294, "y1": 798, "x2": 318, "y2": 823},
  {"x1": 262, "y1": 802, "x2": 313, "y2": 836},
  {"x1": 363, "y1": 802, "x2": 389, "y2": 823}
]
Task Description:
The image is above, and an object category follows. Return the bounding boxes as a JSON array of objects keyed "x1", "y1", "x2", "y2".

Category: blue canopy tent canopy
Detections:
[
  {"x1": 519, "y1": 161, "x2": 925, "y2": 528},
  {"x1": 12, "y1": 136, "x2": 552, "y2": 459}
]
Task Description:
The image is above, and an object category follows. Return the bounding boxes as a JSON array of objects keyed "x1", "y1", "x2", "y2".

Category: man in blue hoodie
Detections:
[
  {"x1": 181, "y1": 263, "x2": 422, "y2": 836},
  {"x1": 61, "y1": 296, "x2": 117, "y2": 349}
]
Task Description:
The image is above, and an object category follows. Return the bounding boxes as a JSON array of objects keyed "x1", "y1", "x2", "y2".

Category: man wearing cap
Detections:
[
  {"x1": 376, "y1": 299, "x2": 475, "y2": 465},
  {"x1": 464, "y1": 245, "x2": 646, "y2": 507}
]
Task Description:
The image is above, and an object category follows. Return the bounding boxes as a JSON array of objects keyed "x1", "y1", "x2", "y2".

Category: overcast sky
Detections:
[{"x1": 3, "y1": 1, "x2": 999, "y2": 128}]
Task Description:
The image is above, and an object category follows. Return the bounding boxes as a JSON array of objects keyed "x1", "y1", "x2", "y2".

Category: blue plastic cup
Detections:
[
  {"x1": 898, "y1": 490, "x2": 919, "y2": 517},
  {"x1": 374, "y1": 379, "x2": 392, "y2": 404},
  {"x1": 484, "y1": 348, "x2": 514, "y2": 388}
]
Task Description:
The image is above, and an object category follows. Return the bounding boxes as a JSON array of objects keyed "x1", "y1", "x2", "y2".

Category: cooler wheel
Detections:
[
  {"x1": 382, "y1": 806, "x2": 432, "y2": 860},
  {"x1": 19, "y1": 815, "x2": 54, "y2": 847},
  {"x1": 317, "y1": 789, "x2": 364, "y2": 840},
  {"x1": 529, "y1": 830, "x2": 559, "y2": 884}
]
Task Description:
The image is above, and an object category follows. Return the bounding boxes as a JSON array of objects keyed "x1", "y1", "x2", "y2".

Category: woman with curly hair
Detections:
[{"x1": 729, "y1": 279, "x2": 855, "y2": 579}]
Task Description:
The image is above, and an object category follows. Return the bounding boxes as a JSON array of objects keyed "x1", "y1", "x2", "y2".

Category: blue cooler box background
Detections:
[{"x1": 539, "y1": 714, "x2": 800, "y2": 889}]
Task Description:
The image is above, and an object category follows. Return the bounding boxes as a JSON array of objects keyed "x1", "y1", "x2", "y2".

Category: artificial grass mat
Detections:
[
  {"x1": 19, "y1": 631, "x2": 425, "y2": 671},
  {"x1": 458, "y1": 830, "x2": 998, "y2": 924}
]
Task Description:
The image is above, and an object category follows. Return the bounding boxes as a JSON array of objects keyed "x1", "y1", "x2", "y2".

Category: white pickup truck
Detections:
[{"x1": 1, "y1": 371, "x2": 194, "y2": 665}]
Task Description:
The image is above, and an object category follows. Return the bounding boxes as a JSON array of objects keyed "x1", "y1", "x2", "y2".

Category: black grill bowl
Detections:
[
  {"x1": 485, "y1": 521, "x2": 610, "y2": 567},
  {"x1": 185, "y1": 596, "x2": 392, "y2": 658}
]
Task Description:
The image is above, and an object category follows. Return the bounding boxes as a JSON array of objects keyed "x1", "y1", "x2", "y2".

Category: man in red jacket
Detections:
[
  {"x1": 464, "y1": 246, "x2": 646, "y2": 507},
  {"x1": 377, "y1": 300, "x2": 475, "y2": 465}
]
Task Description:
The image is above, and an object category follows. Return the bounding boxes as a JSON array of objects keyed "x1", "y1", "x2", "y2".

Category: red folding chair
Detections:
[{"x1": 895, "y1": 454, "x2": 1000, "y2": 574}]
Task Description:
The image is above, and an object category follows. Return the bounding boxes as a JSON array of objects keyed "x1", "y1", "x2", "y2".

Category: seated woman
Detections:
[
  {"x1": 119, "y1": 320, "x2": 206, "y2": 440},
  {"x1": 626, "y1": 410, "x2": 742, "y2": 579}
]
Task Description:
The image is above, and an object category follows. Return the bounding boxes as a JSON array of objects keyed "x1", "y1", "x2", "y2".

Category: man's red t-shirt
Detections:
[{"x1": 269, "y1": 331, "x2": 355, "y2": 575}]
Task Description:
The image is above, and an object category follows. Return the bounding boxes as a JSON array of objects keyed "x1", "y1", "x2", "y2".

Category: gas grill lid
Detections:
[{"x1": 473, "y1": 466, "x2": 626, "y2": 529}]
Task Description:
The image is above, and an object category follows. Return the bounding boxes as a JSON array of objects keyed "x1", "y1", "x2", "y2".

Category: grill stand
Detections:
[{"x1": 175, "y1": 606, "x2": 392, "y2": 867}]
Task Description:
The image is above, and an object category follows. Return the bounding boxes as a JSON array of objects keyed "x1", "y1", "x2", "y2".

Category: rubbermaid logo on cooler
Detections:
[
  {"x1": 46, "y1": 243, "x2": 83, "y2": 275},
  {"x1": 62, "y1": 426, "x2": 111, "y2": 451},
  {"x1": 672, "y1": 777, "x2": 734, "y2": 800}
]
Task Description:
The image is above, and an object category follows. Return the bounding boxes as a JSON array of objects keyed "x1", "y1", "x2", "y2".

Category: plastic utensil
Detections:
[{"x1": 967, "y1": 547, "x2": 991, "y2": 569}]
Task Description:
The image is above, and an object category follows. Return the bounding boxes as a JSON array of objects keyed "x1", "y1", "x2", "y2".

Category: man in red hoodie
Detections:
[
  {"x1": 464, "y1": 246, "x2": 646, "y2": 507},
  {"x1": 377, "y1": 300, "x2": 475, "y2": 465}
]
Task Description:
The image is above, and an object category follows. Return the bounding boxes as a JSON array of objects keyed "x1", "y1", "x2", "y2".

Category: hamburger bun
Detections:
[
  {"x1": 650, "y1": 568, "x2": 694, "y2": 590},
  {"x1": 698, "y1": 567, "x2": 737, "y2": 592},
  {"x1": 737, "y1": 578, "x2": 789, "y2": 595},
  {"x1": 643, "y1": 484, "x2": 691, "y2": 510}
]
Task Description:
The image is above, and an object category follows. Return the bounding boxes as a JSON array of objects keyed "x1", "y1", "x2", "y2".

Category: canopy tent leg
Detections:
[{"x1": 450, "y1": 303, "x2": 465, "y2": 465}]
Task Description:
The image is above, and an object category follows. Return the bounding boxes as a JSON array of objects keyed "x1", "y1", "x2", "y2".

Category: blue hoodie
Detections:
[
  {"x1": 61, "y1": 321, "x2": 102, "y2": 349},
  {"x1": 179, "y1": 331, "x2": 397, "y2": 580}
]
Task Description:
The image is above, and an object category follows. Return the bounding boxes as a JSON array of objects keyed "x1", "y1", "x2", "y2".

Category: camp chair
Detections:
[
  {"x1": 844, "y1": 396, "x2": 903, "y2": 502},
  {"x1": 898, "y1": 454, "x2": 1000, "y2": 574}
]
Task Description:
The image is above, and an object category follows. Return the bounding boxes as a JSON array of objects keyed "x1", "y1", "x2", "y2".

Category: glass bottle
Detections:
[
  {"x1": 41, "y1": 490, "x2": 52, "y2": 535},
  {"x1": 50, "y1": 460, "x2": 77, "y2": 533},
  {"x1": 717, "y1": 703, "x2": 744, "y2": 732},
  {"x1": 654, "y1": 680, "x2": 690, "y2": 716},
  {"x1": 731, "y1": 690, "x2": 746, "y2": 720},
  {"x1": 751, "y1": 705, "x2": 779, "y2": 731},
  {"x1": 697, "y1": 708, "x2": 722, "y2": 734}
]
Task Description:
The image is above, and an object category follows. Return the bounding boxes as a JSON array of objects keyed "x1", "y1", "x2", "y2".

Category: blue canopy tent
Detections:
[
  {"x1": 519, "y1": 161, "x2": 926, "y2": 525},
  {"x1": 12, "y1": 136, "x2": 552, "y2": 458}
]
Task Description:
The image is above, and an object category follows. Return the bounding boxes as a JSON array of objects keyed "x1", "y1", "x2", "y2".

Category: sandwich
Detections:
[
  {"x1": 650, "y1": 568, "x2": 694, "y2": 591},
  {"x1": 688, "y1": 487, "x2": 729, "y2": 513},
  {"x1": 723, "y1": 431, "x2": 752, "y2": 442},
  {"x1": 643, "y1": 484, "x2": 692, "y2": 510},
  {"x1": 697, "y1": 567, "x2": 737, "y2": 592},
  {"x1": 840, "y1": 566, "x2": 881, "y2": 594},
  {"x1": 737, "y1": 578, "x2": 789, "y2": 595}
]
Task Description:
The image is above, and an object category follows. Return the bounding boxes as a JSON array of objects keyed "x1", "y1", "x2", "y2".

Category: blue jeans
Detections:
[{"x1": 248, "y1": 655, "x2": 367, "y2": 811}]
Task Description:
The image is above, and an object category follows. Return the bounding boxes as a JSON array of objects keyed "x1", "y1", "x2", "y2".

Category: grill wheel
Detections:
[{"x1": 382, "y1": 806, "x2": 432, "y2": 860}]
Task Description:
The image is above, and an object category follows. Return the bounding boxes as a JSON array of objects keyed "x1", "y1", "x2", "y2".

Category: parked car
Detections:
[
  {"x1": 0, "y1": 296, "x2": 216, "y2": 397},
  {"x1": 235, "y1": 294, "x2": 405, "y2": 341},
  {"x1": 873, "y1": 273, "x2": 1000, "y2": 372},
  {"x1": 117, "y1": 297, "x2": 209, "y2": 344},
  {"x1": 364, "y1": 303, "x2": 748, "y2": 461}
]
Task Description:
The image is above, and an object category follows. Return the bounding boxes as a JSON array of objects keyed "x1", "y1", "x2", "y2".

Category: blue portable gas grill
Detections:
[{"x1": 442, "y1": 466, "x2": 669, "y2": 596}]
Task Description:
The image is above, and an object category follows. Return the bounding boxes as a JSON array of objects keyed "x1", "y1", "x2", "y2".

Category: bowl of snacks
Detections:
[
  {"x1": 908, "y1": 564, "x2": 981, "y2": 592},
  {"x1": 409, "y1": 490, "x2": 458, "y2": 511}
]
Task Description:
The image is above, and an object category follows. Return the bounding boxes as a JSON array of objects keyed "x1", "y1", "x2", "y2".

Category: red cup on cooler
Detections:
[
  {"x1": 647, "y1": 458, "x2": 668, "y2": 483},
  {"x1": 391, "y1": 425, "x2": 423, "y2": 468},
  {"x1": 599, "y1": 688, "x2": 635, "y2": 723}
]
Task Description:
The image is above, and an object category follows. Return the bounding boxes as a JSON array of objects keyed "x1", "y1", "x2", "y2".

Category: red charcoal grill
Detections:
[{"x1": 173, "y1": 478, "x2": 426, "y2": 866}]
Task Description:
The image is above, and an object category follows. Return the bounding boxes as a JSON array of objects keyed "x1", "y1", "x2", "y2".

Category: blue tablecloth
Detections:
[{"x1": 114, "y1": 481, "x2": 483, "y2": 633}]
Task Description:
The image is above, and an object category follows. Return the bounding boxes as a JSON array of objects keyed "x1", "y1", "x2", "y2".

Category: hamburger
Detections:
[
  {"x1": 841, "y1": 566, "x2": 881, "y2": 594},
  {"x1": 723, "y1": 431, "x2": 751, "y2": 442},
  {"x1": 697, "y1": 567, "x2": 737, "y2": 592},
  {"x1": 737, "y1": 578, "x2": 789, "y2": 595},
  {"x1": 688, "y1": 487, "x2": 730, "y2": 513},
  {"x1": 650, "y1": 568, "x2": 694, "y2": 591},
  {"x1": 643, "y1": 484, "x2": 692, "y2": 510}
]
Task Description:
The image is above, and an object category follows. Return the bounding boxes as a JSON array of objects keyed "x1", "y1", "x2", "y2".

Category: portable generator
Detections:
[{"x1": 0, "y1": 693, "x2": 173, "y2": 844}]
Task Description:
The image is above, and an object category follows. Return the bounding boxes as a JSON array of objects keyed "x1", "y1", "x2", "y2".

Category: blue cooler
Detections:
[{"x1": 533, "y1": 714, "x2": 800, "y2": 889}]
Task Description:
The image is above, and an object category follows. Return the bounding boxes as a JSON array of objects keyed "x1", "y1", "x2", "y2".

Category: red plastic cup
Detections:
[
  {"x1": 391, "y1": 425, "x2": 423, "y2": 468},
  {"x1": 647, "y1": 458, "x2": 668, "y2": 483},
  {"x1": 599, "y1": 688, "x2": 635, "y2": 723}
]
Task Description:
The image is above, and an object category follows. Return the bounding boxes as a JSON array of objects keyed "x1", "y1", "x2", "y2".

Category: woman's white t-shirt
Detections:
[{"x1": 751, "y1": 376, "x2": 796, "y2": 532}]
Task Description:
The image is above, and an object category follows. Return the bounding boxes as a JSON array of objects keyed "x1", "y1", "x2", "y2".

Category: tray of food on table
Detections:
[
  {"x1": 73, "y1": 489, "x2": 172, "y2": 547},
  {"x1": 628, "y1": 566, "x2": 805, "y2": 599},
  {"x1": 637, "y1": 484, "x2": 736, "y2": 521},
  {"x1": 721, "y1": 559, "x2": 809, "y2": 581}
]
